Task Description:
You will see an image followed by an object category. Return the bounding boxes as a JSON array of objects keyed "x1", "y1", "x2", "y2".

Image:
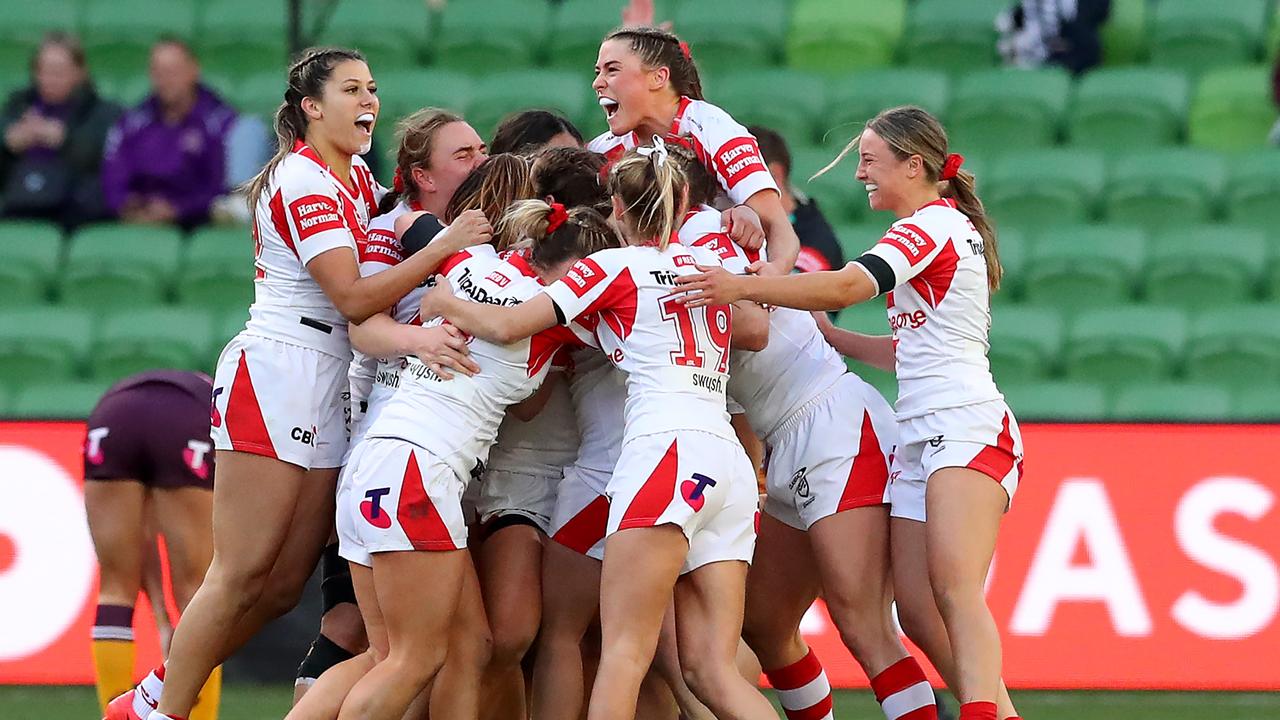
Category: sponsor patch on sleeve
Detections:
[
  {"x1": 879, "y1": 223, "x2": 937, "y2": 266},
  {"x1": 563, "y1": 257, "x2": 607, "y2": 298},
  {"x1": 289, "y1": 194, "x2": 344, "y2": 240},
  {"x1": 360, "y1": 230, "x2": 403, "y2": 265},
  {"x1": 713, "y1": 137, "x2": 768, "y2": 190}
]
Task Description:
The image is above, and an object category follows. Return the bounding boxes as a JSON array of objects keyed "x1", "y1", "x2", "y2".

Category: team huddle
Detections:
[{"x1": 106, "y1": 24, "x2": 1025, "y2": 720}]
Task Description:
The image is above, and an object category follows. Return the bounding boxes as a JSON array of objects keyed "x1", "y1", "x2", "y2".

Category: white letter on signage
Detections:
[
  {"x1": 1011, "y1": 479, "x2": 1152, "y2": 636},
  {"x1": 1172, "y1": 477, "x2": 1277, "y2": 640}
]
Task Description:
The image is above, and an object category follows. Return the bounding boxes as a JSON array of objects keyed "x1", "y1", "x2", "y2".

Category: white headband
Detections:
[{"x1": 636, "y1": 135, "x2": 668, "y2": 168}]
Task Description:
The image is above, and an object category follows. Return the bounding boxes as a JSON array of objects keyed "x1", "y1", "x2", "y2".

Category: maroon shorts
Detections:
[{"x1": 84, "y1": 381, "x2": 215, "y2": 490}]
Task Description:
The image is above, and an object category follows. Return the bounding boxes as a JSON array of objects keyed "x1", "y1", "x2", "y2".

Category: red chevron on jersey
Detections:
[{"x1": 908, "y1": 240, "x2": 959, "y2": 309}]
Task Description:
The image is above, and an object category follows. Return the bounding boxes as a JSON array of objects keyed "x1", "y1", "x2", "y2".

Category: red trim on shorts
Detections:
[
  {"x1": 552, "y1": 494, "x2": 610, "y2": 555},
  {"x1": 225, "y1": 350, "x2": 278, "y2": 459},
  {"x1": 965, "y1": 414, "x2": 1018, "y2": 483},
  {"x1": 396, "y1": 450, "x2": 459, "y2": 551},
  {"x1": 837, "y1": 410, "x2": 890, "y2": 512},
  {"x1": 618, "y1": 438, "x2": 679, "y2": 530}
]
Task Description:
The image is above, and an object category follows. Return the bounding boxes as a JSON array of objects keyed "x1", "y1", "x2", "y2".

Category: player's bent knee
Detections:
[{"x1": 319, "y1": 604, "x2": 368, "y2": 654}]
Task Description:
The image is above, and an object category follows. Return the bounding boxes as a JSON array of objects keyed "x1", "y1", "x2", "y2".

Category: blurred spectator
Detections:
[
  {"x1": 997, "y1": 0, "x2": 1110, "y2": 74},
  {"x1": 749, "y1": 125, "x2": 844, "y2": 273},
  {"x1": 101, "y1": 38, "x2": 236, "y2": 228},
  {"x1": 0, "y1": 32, "x2": 120, "y2": 227},
  {"x1": 490, "y1": 109, "x2": 583, "y2": 155}
]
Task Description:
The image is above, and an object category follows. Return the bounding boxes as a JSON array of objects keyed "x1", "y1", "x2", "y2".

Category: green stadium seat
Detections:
[
  {"x1": 0, "y1": 1, "x2": 79, "y2": 77},
  {"x1": 993, "y1": 226, "x2": 1028, "y2": 301},
  {"x1": 790, "y1": 147, "x2": 864, "y2": 224},
  {"x1": 0, "y1": 221, "x2": 62, "y2": 307},
  {"x1": 9, "y1": 379, "x2": 114, "y2": 420},
  {"x1": 1230, "y1": 386, "x2": 1280, "y2": 421},
  {"x1": 370, "y1": 69, "x2": 474, "y2": 125},
  {"x1": 900, "y1": 0, "x2": 1006, "y2": 68},
  {"x1": 674, "y1": 0, "x2": 787, "y2": 74},
  {"x1": 214, "y1": 309, "x2": 248, "y2": 358},
  {"x1": 82, "y1": 1, "x2": 197, "y2": 84},
  {"x1": 1063, "y1": 306, "x2": 1187, "y2": 385},
  {"x1": 1188, "y1": 66, "x2": 1276, "y2": 152},
  {"x1": 1145, "y1": 226, "x2": 1265, "y2": 308},
  {"x1": 715, "y1": 69, "x2": 826, "y2": 148},
  {"x1": 1185, "y1": 305, "x2": 1280, "y2": 389},
  {"x1": 90, "y1": 307, "x2": 214, "y2": 383},
  {"x1": 1067, "y1": 68, "x2": 1189, "y2": 150},
  {"x1": 1102, "y1": 148, "x2": 1225, "y2": 230},
  {"x1": 546, "y1": 0, "x2": 674, "y2": 72},
  {"x1": 434, "y1": 0, "x2": 549, "y2": 75},
  {"x1": 234, "y1": 71, "x2": 287, "y2": 120},
  {"x1": 1149, "y1": 0, "x2": 1267, "y2": 73},
  {"x1": 988, "y1": 306, "x2": 1063, "y2": 383},
  {"x1": 1224, "y1": 151, "x2": 1280, "y2": 231},
  {"x1": 177, "y1": 226, "x2": 256, "y2": 317},
  {"x1": 59, "y1": 224, "x2": 183, "y2": 313},
  {"x1": 1101, "y1": 0, "x2": 1149, "y2": 65},
  {"x1": 832, "y1": 302, "x2": 895, "y2": 402},
  {"x1": 0, "y1": 307, "x2": 92, "y2": 390},
  {"x1": 1110, "y1": 382, "x2": 1232, "y2": 421},
  {"x1": 1001, "y1": 381, "x2": 1108, "y2": 421},
  {"x1": 947, "y1": 67, "x2": 1069, "y2": 154},
  {"x1": 787, "y1": 0, "x2": 904, "y2": 72},
  {"x1": 196, "y1": 0, "x2": 288, "y2": 77},
  {"x1": 831, "y1": 224, "x2": 883, "y2": 267},
  {"x1": 985, "y1": 150, "x2": 1105, "y2": 228},
  {"x1": 467, "y1": 70, "x2": 589, "y2": 143},
  {"x1": 315, "y1": 0, "x2": 429, "y2": 72},
  {"x1": 823, "y1": 69, "x2": 950, "y2": 148},
  {"x1": 1022, "y1": 226, "x2": 1144, "y2": 309}
]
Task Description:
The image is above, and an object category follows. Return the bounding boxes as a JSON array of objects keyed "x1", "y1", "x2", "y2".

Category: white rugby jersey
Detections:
[
  {"x1": 363, "y1": 248, "x2": 582, "y2": 481},
  {"x1": 245, "y1": 141, "x2": 383, "y2": 357},
  {"x1": 542, "y1": 243, "x2": 736, "y2": 443},
  {"x1": 679, "y1": 209, "x2": 847, "y2": 439},
  {"x1": 854, "y1": 198, "x2": 1003, "y2": 420},
  {"x1": 566, "y1": 345, "x2": 627, "y2": 474},
  {"x1": 588, "y1": 97, "x2": 778, "y2": 206},
  {"x1": 485, "y1": 371, "x2": 580, "y2": 479}
]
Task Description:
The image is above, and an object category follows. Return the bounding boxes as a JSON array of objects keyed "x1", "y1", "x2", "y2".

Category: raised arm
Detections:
[
  {"x1": 678, "y1": 261, "x2": 877, "y2": 312},
  {"x1": 419, "y1": 278, "x2": 560, "y2": 345}
]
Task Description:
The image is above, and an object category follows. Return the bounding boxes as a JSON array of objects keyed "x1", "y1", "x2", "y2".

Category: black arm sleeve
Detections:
[
  {"x1": 551, "y1": 299, "x2": 568, "y2": 326},
  {"x1": 853, "y1": 253, "x2": 895, "y2": 296},
  {"x1": 400, "y1": 213, "x2": 445, "y2": 258}
]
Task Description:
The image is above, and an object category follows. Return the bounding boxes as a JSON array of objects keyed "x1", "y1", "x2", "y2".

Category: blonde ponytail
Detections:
[{"x1": 607, "y1": 139, "x2": 689, "y2": 250}]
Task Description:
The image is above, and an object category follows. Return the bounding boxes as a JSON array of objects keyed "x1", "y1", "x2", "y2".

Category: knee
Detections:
[
  {"x1": 455, "y1": 625, "x2": 494, "y2": 672},
  {"x1": 739, "y1": 615, "x2": 792, "y2": 659},
  {"x1": 930, "y1": 581, "x2": 984, "y2": 622},
  {"x1": 488, "y1": 618, "x2": 537, "y2": 667},
  {"x1": 826, "y1": 592, "x2": 895, "y2": 654},
  {"x1": 679, "y1": 657, "x2": 733, "y2": 706},
  {"x1": 320, "y1": 605, "x2": 368, "y2": 654},
  {"x1": 388, "y1": 647, "x2": 448, "y2": 688}
]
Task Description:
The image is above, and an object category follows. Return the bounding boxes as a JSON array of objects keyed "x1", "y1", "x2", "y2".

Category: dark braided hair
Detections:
[{"x1": 604, "y1": 26, "x2": 703, "y2": 100}]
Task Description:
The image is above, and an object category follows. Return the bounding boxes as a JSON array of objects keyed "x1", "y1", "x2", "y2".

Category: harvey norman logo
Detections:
[
  {"x1": 289, "y1": 194, "x2": 344, "y2": 238},
  {"x1": 716, "y1": 137, "x2": 766, "y2": 189}
]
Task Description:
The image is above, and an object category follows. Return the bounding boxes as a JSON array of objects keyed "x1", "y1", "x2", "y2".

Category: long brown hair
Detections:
[
  {"x1": 607, "y1": 142, "x2": 688, "y2": 250},
  {"x1": 818, "y1": 105, "x2": 1002, "y2": 291},
  {"x1": 378, "y1": 107, "x2": 465, "y2": 214},
  {"x1": 530, "y1": 146, "x2": 609, "y2": 213},
  {"x1": 443, "y1": 153, "x2": 533, "y2": 250},
  {"x1": 245, "y1": 47, "x2": 366, "y2": 211},
  {"x1": 604, "y1": 26, "x2": 703, "y2": 101},
  {"x1": 503, "y1": 201, "x2": 622, "y2": 270}
]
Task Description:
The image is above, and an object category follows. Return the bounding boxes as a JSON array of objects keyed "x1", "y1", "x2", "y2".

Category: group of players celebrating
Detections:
[{"x1": 103, "y1": 21, "x2": 1026, "y2": 720}]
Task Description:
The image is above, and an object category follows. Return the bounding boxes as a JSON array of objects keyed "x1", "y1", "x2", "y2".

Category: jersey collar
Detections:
[
  {"x1": 917, "y1": 197, "x2": 957, "y2": 212},
  {"x1": 292, "y1": 140, "x2": 361, "y2": 201},
  {"x1": 504, "y1": 250, "x2": 542, "y2": 282}
]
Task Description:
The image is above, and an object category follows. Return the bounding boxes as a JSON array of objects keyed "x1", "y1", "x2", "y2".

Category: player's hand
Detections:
[
  {"x1": 722, "y1": 205, "x2": 764, "y2": 251},
  {"x1": 418, "y1": 274, "x2": 455, "y2": 319},
  {"x1": 411, "y1": 323, "x2": 479, "y2": 380},
  {"x1": 438, "y1": 209, "x2": 492, "y2": 253},
  {"x1": 751, "y1": 258, "x2": 788, "y2": 277},
  {"x1": 676, "y1": 263, "x2": 748, "y2": 307}
]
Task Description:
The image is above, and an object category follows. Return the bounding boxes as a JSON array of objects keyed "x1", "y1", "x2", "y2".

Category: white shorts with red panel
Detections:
[
  {"x1": 607, "y1": 430, "x2": 759, "y2": 574},
  {"x1": 336, "y1": 437, "x2": 469, "y2": 567},
  {"x1": 476, "y1": 468, "x2": 559, "y2": 535},
  {"x1": 763, "y1": 373, "x2": 897, "y2": 530},
  {"x1": 888, "y1": 399, "x2": 1024, "y2": 522},
  {"x1": 550, "y1": 465, "x2": 611, "y2": 561},
  {"x1": 210, "y1": 333, "x2": 349, "y2": 469}
]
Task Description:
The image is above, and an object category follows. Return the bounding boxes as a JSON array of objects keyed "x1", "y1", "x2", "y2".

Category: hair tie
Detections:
[
  {"x1": 940, "y1": 153, "x2": 965, "y2": 181},
  {"x1": 392, "y1": 166, "x2": 405, "y2": 193},
  {"x1": 678, "y1": 41, "x2": 692, "y2": 61},
  {"x1": 546, "y1": 202, "x2": 569, "y2": 233},
  {"x1": 636, "y1": 135, "x2": 668, "y2": 168}
]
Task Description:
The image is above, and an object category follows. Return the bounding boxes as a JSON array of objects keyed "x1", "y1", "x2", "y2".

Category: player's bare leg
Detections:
[
  {"x1": 893, "y1": 518, "x2": 1017, "y2": 717},
  {"x1": 338, "y1": 549, "x2": 466, "y2": 720},
  {"x1": 429, "y1": 558, "x2": 491, "y2": 719},
  {"x1": 532, "y1": 541, "x2": 602, "y2": 720},
  {"x1": 741, "y1": 513, "x2": 821, "y2": 672},
  {"x1": 85, "y1": 479, "x2": 147, "y2": 712},
  {"x1": 477, "y1": 522, "x2": 543, "y2": 720},
  {"x1": 587, "y1": 525, "x2": 686, "y2": 720},
  {"x1": 652, "y1": 601, "x2": 715, "y2": 720},
  {"x1": 674, "y1": 559, "x2": 777, "y2": 720},
  {"x1": 925, "y1": 468, "x2": 1008, "y2": 711}
]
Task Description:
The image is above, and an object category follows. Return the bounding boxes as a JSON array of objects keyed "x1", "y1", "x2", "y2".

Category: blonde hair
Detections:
[
  {"x1": 443, "y1": 153, "x2": 533, "y2": 250},
  {"x1": 606, "y1": 143, "x2": 688, "y2": 250},
  {"x1": 817, "y1": 105, "x2": 1002, "y2": 291},
  {"x1": 503, "y1": 200, "x2": 622, "y2": 268}
]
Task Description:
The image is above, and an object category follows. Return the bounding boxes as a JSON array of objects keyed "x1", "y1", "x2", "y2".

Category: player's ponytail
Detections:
[
  {"x1": 605, "y1": 27, "x2": 703, "y2": 101},
  {"x1": 941, "y1": 166, "x2": 1001, "y2": 292},
  {"x1": 607, "y1": 137, "x2": 689, "y2": 250},
  {"x1": 505, "y1": 200, "x2": 622, "y2": 269},
  {"x1": 245, "y1": 46, "x2": 366, "y2": 212},
  {"x1": 378, "y1": 107, "x2": 464, "y2": 215},
  {"x1": 443, "y1": 153, "x2": 533, "y2": 250}
]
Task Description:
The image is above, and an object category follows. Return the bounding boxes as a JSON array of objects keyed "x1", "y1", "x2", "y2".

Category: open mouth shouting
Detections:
[
  {"x1": 599, "y1": 96, "x2": 619, "y2": 121},
  {"x1": 355, "y1": 112, "x2": 376, "y2": 138}
]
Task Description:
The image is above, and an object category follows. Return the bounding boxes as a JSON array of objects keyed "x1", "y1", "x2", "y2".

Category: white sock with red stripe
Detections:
[
  {"x1": 763, "y1": 649, "x2": 834, "y2": 720},
  {"x1": 133, "y1": 666, "x2": 164, "y2": 718},
  {"x1": 870, "y1": 656, "x2": 937, "y2": 720}
]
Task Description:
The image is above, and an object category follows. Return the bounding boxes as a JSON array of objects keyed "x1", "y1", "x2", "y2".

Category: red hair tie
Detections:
[
  {"x1": 678, "y1": 41, "x2": 692, "y2": 60},
  {"x1": 392, "y1": 166, "x2": 405, "y2": 193},
  {"x1": 546, "y1": 202, "x2": 569, "y2": 233},
  {"x1": 940, "y1": 153, "x2": 965, "y2": 181}
]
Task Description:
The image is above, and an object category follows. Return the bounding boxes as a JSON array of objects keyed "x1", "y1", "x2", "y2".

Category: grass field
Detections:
[{"x1": 3, "y1": 684, "x2": 1279, "y2": 720}]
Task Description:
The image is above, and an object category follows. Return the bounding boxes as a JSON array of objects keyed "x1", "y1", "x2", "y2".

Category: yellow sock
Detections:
[
  {"x1": 91, "y1": 638, "x2": 136, "y2": 713},
  {"x1": 189, "y1": 664, "x2": 222, "y2": 720}
]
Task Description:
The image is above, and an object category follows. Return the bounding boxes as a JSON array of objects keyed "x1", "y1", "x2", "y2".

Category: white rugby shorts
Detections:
[
  {"x1": 476, "y1": 468, "x2": 560, "y2": 535},
  {"x1": 210, "y1": 333, "x2": 349, "y2": 469},
  {"x1": 888, "y1": 400, "x2": 1025, "y2": 522},
  {"x1": 550, "y1": 465, "x2": 611, "y2": 561}
]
